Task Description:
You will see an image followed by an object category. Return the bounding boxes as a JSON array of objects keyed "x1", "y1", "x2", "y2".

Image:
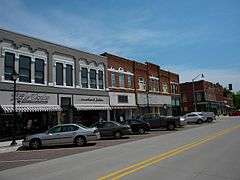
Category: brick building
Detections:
[
  {"x1": 101, "y1": 53, "x2": 136, "y2": 121},
  {"x1": 102, "y1": 53, "x2": 181, "y2": 121},
  {"x1": 180, "y1": 80, "x2": 233, "y2": 114}
]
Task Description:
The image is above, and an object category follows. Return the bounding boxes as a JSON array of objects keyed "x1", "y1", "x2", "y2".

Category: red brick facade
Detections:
[
  {"x1": 180, "y1": 80, "x2": 233, "y2": 114},
  {"x1": 102, "y1": 52, "x2": 181, "y2": 118}
]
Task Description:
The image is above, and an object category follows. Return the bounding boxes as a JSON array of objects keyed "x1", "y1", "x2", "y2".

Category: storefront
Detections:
[
  {"x1": 73, "y1": 95, "x2": 111, "y2": 126},
  {"x1": 137, "y1": 93, "x2": 172, "y2": 115},
  {"x1": 109, "y1": 92, "x2": 137, "y2": 122},
  {"x1": 0, "y1": 91, "x2": 61, "y2": 139}
]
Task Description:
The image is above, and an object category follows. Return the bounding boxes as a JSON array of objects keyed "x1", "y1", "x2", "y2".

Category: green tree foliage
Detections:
[{"x1": 233, "y1": 91, "x2": 240, "y2": 109}]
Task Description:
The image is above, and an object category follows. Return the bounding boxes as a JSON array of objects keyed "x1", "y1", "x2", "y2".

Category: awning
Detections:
[
  {"x1": 111, "y1": 106, "x2": 137, "y2": 109},
  {"x1": 74, "y1": 104, "x2": 111, "y2": 111},
  {"x1": 1, "y1": 105, "x2": 62, "y2": 113}
]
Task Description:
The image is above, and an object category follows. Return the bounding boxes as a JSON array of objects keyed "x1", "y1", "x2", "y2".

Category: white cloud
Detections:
[{"x1": 167, "y1": 65, "x2": 240, "y2": 92}]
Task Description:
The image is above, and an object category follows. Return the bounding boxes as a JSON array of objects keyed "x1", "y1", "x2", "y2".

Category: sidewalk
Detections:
[{"x1": 0, "y1": 139, "x2": 23, "y2": 153}]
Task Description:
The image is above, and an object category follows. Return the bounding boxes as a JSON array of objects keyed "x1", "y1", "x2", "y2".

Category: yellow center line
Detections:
[{"x1": 98, "y1": 125, "x2": 240, "y2": 180}]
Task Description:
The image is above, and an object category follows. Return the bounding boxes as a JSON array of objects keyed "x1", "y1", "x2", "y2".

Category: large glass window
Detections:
[
  {"x1": 56, "y1": 62, "x2": 63, "y2": 85},
  {"x1": 127, "y1": 75, "x2": 133, "y2": 88},
  {"x1": 4, "y1": 52, "x2": 15, "y2": 81},
  {"x1": 118, "y1": 95, "x2": 128, "y2": 103},
  {"x1": 66, "y1": 64, "x2": 73, "y2": 86},
  {"x1": 19, "y1": 55, "x2": 31, "y2": 83},
  {"x1": 98, "y1": 70, "x2": 104, "y2": 89},
  {"x1": 35, "y1": 58, "x2": 44, "y2": 84},
  {"x1": 111, "y1": 72, "x2": 116, "y2": 87},
  {"x1": 119, "y1": 74, "x2": 125, "y2": 87},
  {"x1": 90, "y1": 69, "x2": 97, "y2": 88},
  {"x1": 81, "y1": 67, "x2": 88, "y2": 88}
]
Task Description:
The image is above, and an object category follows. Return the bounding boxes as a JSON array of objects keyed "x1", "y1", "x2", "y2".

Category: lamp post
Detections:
[
  {"x1": 192, "y1": 73, "x2": 204, "y2": 112},
  {"x1": 10, "y1": 70, "x2": 19, "y2": 146}
]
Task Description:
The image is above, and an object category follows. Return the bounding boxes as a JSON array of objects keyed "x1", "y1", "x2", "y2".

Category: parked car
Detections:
[
  {"x1": 182, "y1": 112, "x2": 205, "y2": 124},
  {"x1": 124, "y1": 119, "x2": 151, "y2": 134},
  {"x1": 22, "y1": 124, "x2": 100, "y2": 149},
  {"x1": 91, "y1": 121, "x2": 132, "y2": 138},
  {"x1": 137, "y1": 114, "x2": 180, "y2": 131},
  {"x1": 230, "y1": 111, "x2": 240, "y2": 116},
  {"x1": 194, "y1": 112, "x2": 216, "y2": 122}
]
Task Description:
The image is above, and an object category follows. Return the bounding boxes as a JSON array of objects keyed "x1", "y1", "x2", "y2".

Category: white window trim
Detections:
[
  {"x1": 1, "y1": 47, "x2": 48, "y2": 86},
  {"x1": 79, "y1": 60, "x2": 105, "y2": 90},
  {"x1": 53, "y1": 59, "x2": 75, "y2": 88},
  {"x1": 149, "y1": 75, "x2": 159, "y2": 80},
  {"x1": 108, "y1": 67, "x2": 134, "y2": 76}
]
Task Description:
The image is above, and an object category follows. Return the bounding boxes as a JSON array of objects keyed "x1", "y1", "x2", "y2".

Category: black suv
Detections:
[{"x1": 138, "y1": 114, "x2": 180, "y2": 131}]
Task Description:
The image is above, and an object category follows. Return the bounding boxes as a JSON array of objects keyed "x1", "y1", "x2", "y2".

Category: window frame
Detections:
[
  {"x1": 4, "y1": 52, "x2": 15, "y2": 81},
  {"x1": 90, "y1": 69, "x2": 97, "y2": 89},
  {"x1": 66, "y1": 64, "x2": 73, "y2": 86},
  {"x1": 56, "y1": 62, "x2": 64, "y2": 86},
  {"x1": 81, "y1": 67, "x2": 88, "y2": 88},
  {"x1": 35, "y1": 58, "x2": 45, "y2": 84},
  {"x1": 98, "y1": 70, "x2": 104, "y2": 89},
  {"x1": 19, "y1": 55, "x2": 31, "y2": 83}
]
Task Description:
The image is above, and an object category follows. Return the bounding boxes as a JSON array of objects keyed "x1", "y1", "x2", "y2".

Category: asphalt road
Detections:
[{"x1": 1, "y1": 117, "x2": 240, "y2": 180}]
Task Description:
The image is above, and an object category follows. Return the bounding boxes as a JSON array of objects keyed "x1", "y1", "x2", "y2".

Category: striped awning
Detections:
[
  {"x1": 74, "y1": 104, "x2": 111, "y2": 111},
  {"x1": 1, "y1": 105, "x2": 62, "y2": 113},
  {"x1": 111, "y1": 106, "x2": 137, "y2": 109}
]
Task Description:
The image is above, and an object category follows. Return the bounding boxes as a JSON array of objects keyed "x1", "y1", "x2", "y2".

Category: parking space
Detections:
[{"x1": 0, "y1": 123, "x2": 208, "y2": 171}]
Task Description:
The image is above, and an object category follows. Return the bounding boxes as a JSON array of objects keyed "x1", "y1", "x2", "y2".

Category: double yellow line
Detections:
[{"x1": 98, "y1": 125, "x2": 240, "y2": 180}]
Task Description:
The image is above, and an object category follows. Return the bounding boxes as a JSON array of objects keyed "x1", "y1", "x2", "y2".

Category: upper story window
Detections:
[
  {"x1": 149, "y1": 79, "x2": 159, "y2": 92},
  {"x1": 66, "y1": 64, "x2": 73, "y2": 86},
  {"x1": 4, "y1": 52, "x2": 15, "y2": 81},
  {"x1": 162, "y1": 83, "x2": 169, "y2": 93},
  {"x1": 127, "y1": 75, "x2": 133, "y2": 88},
  {"x1": 19, "y1": 55, "x2": 31, "y2": 83},
  {"x1": 119, "y1": 74, "x2": 125, "y2": 87},
  {"x1": 81, "y1": 67, "x2": 88, "y2": 88},
  {"x1": 56, "y1": 62, "x2": 63, "y2": 85},
  {"x1": 35, "y1": 58, "x2": 44, "y2": 84},
  {"x1": 171, "y1": 84, "x2": 178, "y2": 94},
  {"x1": 138, "y1": 77, "x2": 146, "y2": 90},
  {"x1": 90, "y1": 69, "x2": 97, "y2": 89},
  {"x1": 111, "y1": 72, "x2": 116, "y2": 87},
  {"x1": 98, "y1": 70, "x2": 104, "y2": 89}
]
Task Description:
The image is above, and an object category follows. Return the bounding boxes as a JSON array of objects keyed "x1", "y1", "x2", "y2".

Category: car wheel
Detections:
[
  {"x1": 167, "y1": 124, "x2": 175, "y2": 131},
  {"x1": 207, "y1": 118, "x2": 213, "y2": 123},
  {"x1": 75, "y1": 136, "x2": 86, "y2": 147},
  {"x1": 29, "y1": 139, "x2": 41, "y2": 150},
  {"x1": 138, "y1": 128, "x2": 145, "y2": 134},
  {"x1": 197, "y1": 119, "x2": 203, "y2": 124},
  {"x1": 114, "y1": 131, "x2": 122, "y2": 139}
]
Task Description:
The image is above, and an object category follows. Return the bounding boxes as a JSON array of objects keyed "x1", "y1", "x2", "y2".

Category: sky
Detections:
[{"x1": 0, "y1": 0, "x2": 240, "y2": 91}]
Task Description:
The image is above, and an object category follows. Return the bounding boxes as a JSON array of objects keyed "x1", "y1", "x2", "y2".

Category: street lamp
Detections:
[
  {"x1": 192, "y1": 73, "x2": 204, "y2": 112},
  {"x1": 10, "y1": 70, "x2": 19, "y2": 146}
]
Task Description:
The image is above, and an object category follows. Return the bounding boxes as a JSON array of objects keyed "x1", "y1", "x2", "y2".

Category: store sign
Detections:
[
  {"x1": 80, "y1": 97, "x2": 104, "y2": 102},
  {"x1": 0, "y1": 91, "x2": 58, "y2": 105},
  {"x1": 13, "y1": 93, "x2": 49, "y2": 104},
  {"x1": 74, "y1": 95, "x2": 109, "y2": 105}
]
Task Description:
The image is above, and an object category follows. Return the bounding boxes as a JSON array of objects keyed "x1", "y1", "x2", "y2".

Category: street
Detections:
[{"x1": 1, "y1": 117, "x2": 240, "y2": 180}]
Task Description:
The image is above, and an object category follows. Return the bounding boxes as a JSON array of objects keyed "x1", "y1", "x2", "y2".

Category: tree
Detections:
[{"x1": 233, "y1": 91, "x2": 240, "y2": 110}]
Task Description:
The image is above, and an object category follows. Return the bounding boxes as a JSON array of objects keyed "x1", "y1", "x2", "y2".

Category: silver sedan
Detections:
[{"x1": 22, "y1": 124, "x2": 100, "y2": 149}]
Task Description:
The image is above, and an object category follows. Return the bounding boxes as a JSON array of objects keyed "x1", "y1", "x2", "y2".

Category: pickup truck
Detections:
[{"x1": 135, "y1": 114, "x2": 181, "y2": 131}]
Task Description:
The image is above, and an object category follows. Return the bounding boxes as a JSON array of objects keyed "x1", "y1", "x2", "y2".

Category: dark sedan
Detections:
[
  {"x1": 91, "y1": 121, "x2": 132, "y2": 138},
  {"x1": 125, "y1": 119, "x2": 150, "y2": 134}
]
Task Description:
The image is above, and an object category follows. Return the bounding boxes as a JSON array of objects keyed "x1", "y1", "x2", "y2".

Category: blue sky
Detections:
[{"x1": 0, "y1": 0, "x2": 240, "y2": 91}]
